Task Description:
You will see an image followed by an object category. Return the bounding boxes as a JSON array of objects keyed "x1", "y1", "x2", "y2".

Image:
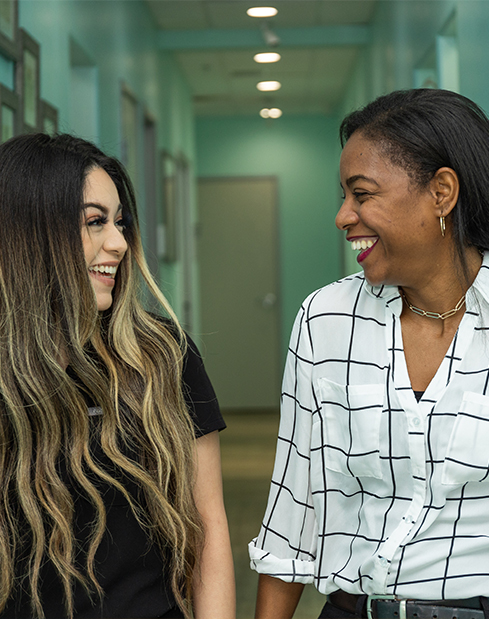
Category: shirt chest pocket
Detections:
[
  {"x1": 442, "y1": 391, "x2": 489, "y2": 485},
  {"x1": 314, "y1": 379, "x2": 384, "y2": 479}
]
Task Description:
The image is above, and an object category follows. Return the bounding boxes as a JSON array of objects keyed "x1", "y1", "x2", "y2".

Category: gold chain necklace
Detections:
[{"x1": 400, "y1": 289, "x2": 466, "y2": 320}]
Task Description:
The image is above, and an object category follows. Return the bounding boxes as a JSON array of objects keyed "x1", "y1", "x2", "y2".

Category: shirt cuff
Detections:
[{"x1": 248, "y1": 539, "x2": 316, "y2": 584}]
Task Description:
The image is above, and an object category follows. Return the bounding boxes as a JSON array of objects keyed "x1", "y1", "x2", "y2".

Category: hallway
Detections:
[
  {"x1": 220, "y1": 411, "x2": 325, "y2": 619},
  {"x1": 2, "y1": 1, "x2": 489, "y2": 615}
]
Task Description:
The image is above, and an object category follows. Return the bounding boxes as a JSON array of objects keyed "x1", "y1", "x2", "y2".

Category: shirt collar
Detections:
[
  {"x1": 364, "y1": 280, "x2": 403, "y2": 316},
  {"x1": 466, "y1": 251, "x2": 489, "y2": 312},
  {"x1": 363, "y1": 251, "x2": 489, "y2": 318}
]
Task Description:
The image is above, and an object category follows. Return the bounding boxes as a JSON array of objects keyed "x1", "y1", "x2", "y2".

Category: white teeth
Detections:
[
  {"x1": 89, "y1": 265, "x2": 117, "y2": 275},
  {"x1": 351, "y1": 239, "x2": 375, "y2": 251}
]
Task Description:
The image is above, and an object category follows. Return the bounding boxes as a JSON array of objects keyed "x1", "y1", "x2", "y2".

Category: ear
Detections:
[{"x1": 429, "y1": 167, "x2": 459, "y2": 217}]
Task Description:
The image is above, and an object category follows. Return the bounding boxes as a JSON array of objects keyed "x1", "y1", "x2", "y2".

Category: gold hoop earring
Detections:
[{"x1": 440, "y1": 216, "x2": 446, "y2": 237}]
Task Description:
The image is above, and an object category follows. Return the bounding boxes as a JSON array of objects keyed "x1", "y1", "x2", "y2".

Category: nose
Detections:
[
  {"x1": 335, "y1": 196, "x2": 359, "y2": 231},
  {"x1": 104, "y1": 223, "x2": 128, "y2": 256}
]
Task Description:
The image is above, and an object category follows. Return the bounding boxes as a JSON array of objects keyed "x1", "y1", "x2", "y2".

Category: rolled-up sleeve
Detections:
[{"x1": 249, "y1": 300, "x2": 318, "y2": 583}]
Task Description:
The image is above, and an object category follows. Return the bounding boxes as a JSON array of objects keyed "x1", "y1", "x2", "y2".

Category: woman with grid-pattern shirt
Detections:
[{"x1": 250, "y1": 89, "x2": 489, "y2": 619}]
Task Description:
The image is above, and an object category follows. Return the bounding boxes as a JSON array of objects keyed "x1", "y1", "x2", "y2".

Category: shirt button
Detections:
[
  {"x1": 380, "y1": 557, "x2": 388, "y2": 567},
  {"x1": 412, "y1": 417, "x2": 420, "y2": 427}
]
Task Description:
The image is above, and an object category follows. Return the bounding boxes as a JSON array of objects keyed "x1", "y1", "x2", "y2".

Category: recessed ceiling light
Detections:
[
  {"x1": 247, "y1": 7, "x2": 278, "y2": 18},
  {"x1": 268, "y1": 108, "x2": 282, "y2": 118},
  {"x1": 254, "y1": 52, "x2": 281, "y2": 64},
  {"x1": 256, "y1": 80, "x2": 281, "y2": 92},
  {"x1": 260, "y1": 108, "x2": 283, "y2": 119}
]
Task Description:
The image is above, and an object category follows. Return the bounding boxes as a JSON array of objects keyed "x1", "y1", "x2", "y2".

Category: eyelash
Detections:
[
  {"x1": 87, "y1": 216, "x2": 127, "y2": 230},
  {"x1": 341, "y1": 191, "x2": 369, "y2": 201}
]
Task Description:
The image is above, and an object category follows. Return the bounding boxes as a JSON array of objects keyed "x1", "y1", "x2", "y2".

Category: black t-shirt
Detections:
[{"x1": 2, "y1": 334, "x2": 225, "y2": 619}]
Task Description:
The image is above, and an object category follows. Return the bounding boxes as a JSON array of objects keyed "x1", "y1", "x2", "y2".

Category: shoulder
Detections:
[
  {"x1": 143, "y1": 313, "x2": 185, "y2": 351},
  {"x1": 145, "y1": 313, "x2": 225, "y2": 436},
  {"x1": 144, "y1": 313, "x2": 207, "y2": 370},
  {"x1": 181, "y1": 337, "x2": 226, "y2": 437},
  {"x1": 300, "y1": 271, "x2": 369, "y2": 321},
  {"x1": 290, "y1": 273, "x2": 393, "y2": 359},
  {"x1": 144, "y1": 311, "x2": 209, "y2": 361},
  {"x1": 145, "y1": 312, "x2": 178, "y2": 334}
]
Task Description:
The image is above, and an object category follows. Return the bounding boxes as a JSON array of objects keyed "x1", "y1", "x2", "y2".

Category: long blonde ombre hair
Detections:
[{"x1": 0, "y1": 133, "x2": 203, "y2": 618}]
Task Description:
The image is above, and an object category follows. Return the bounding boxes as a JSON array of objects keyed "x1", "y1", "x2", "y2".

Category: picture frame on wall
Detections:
[
  {"x1": 120, "y1": 83, "x2": 139, "y2": 187},
  {"x1": 0, "y1": 84, "x2": 18, "y2": 142},
  {"x1": 16, "y1": 28, "x2": 40, "y2": 133},
  {"x1": 41, "y1": 99, "x2": 58, "y2": 135},
  {"x1": 161, "y1": 151, "x2": 177, "y2": 263},
  {"x1": 0, "y1": 0, "x2": 18, "y2": 60}
]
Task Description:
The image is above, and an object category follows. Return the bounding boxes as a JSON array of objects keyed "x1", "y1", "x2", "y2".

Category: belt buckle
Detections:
[{"x1": 367, "y1": 594, "x2": 406, "y2": 619}]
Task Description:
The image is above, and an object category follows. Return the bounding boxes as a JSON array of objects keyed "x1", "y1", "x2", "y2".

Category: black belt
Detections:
[{"x1": 328, "y1": 590, "x2": 488, "y2": 619}]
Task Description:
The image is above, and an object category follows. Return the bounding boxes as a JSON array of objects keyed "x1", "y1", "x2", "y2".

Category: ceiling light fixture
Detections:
[
  {"x1": 254, "y1": 52, "x2": 281, "y2": 64},
  {"x1": 247, "y1": 7, "x2": 278, "y2": 18},
  {"x1": 268, "y1": 107, "x2": 282, "y2": 118},
  {"x1": 257, "y1": 80, "x2": 281, "y2": 92},
  {"x1": 260, "y1": 108, "x2": 283, "y2": 119}
]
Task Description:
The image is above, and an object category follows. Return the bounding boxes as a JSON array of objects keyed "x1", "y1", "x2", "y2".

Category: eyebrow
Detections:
[
  {"x1": 345, "y1": 174, "x2": 380, "y2": 188},
  {"x1": 83, "y1": 202, "x2": 123, "y2": 214}
]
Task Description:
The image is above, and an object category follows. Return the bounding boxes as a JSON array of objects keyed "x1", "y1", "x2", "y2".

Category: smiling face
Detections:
[
  {"x1": 81, "y1": 167, "x2": 128, "y2": 311},
  {"x1": 336, "y1": 131, "x2": 444, "y2": 288}
]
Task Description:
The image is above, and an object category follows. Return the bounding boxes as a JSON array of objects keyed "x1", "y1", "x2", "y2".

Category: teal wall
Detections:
[
  {"x1": 458, "y1": 1, "x2": 489, "y2": 109},
  {"x1": 196, "y1": 115, "x2": 341, "y2": 354},
  {"x1": 18, "y1": 0, "x2": 196, "y2": 324},
  {"x1": 340, "y1": 0, "x2": 459, "y2": 115},
  {"x1": 19, "y1": 0, "x2": 197, "y2": 154}
]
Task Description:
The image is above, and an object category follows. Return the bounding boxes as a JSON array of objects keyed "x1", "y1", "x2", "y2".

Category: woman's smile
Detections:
[
  {"x1": 348, "y1": 236, "x2": 379, "y2": 263},
  {"x1": 88, "y1": 262, "x2": 119, "y2": 286}
]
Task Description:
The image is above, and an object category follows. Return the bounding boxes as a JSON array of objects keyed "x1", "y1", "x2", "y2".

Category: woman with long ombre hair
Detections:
[{"x1": 0, "y1": 133, "x2": 235, "y2": 619}]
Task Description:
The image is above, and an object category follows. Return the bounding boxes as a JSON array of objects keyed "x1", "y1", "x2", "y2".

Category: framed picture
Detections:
[
  {"x1": 160, "y1": 151, "x2": 177, "y2": 263},
  {"x1": 41, "y1": 99, "x2": 58, "y2": 135},
  {"x1": 16, "y1": 28, "x2": 40, "y2": 132},
  {"x1": 143, "y1": 112, "x2": 159, "y2": 280},
  {"x1": 0, "y1": 0, "x2": 18, "y2": 60},
  {"x1": 0, "y1": 84, "x2": 18, "y2": 142},
  {"x1": 120, "y1": 83, "x2": 139, "y2": 187}
]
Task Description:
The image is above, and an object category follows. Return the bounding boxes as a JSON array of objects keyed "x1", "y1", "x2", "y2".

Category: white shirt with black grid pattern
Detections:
[{"x1": 250, "y1": 253, "x2": 489, "y2": 600}]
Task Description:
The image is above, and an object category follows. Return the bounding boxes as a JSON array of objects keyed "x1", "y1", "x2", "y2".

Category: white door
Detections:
[{"x1": 197, "y1": 177, "x2": 281, "y2": 411}]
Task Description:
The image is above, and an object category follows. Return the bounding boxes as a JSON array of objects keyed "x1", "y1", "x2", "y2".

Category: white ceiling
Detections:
[{"x1": 145, "y1": 0, "x2": 378, "y2": 116}]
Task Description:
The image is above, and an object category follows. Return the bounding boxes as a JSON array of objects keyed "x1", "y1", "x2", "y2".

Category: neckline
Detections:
[{"x1": 413, "y1": 390, "x2": 424, "y2": 403}]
